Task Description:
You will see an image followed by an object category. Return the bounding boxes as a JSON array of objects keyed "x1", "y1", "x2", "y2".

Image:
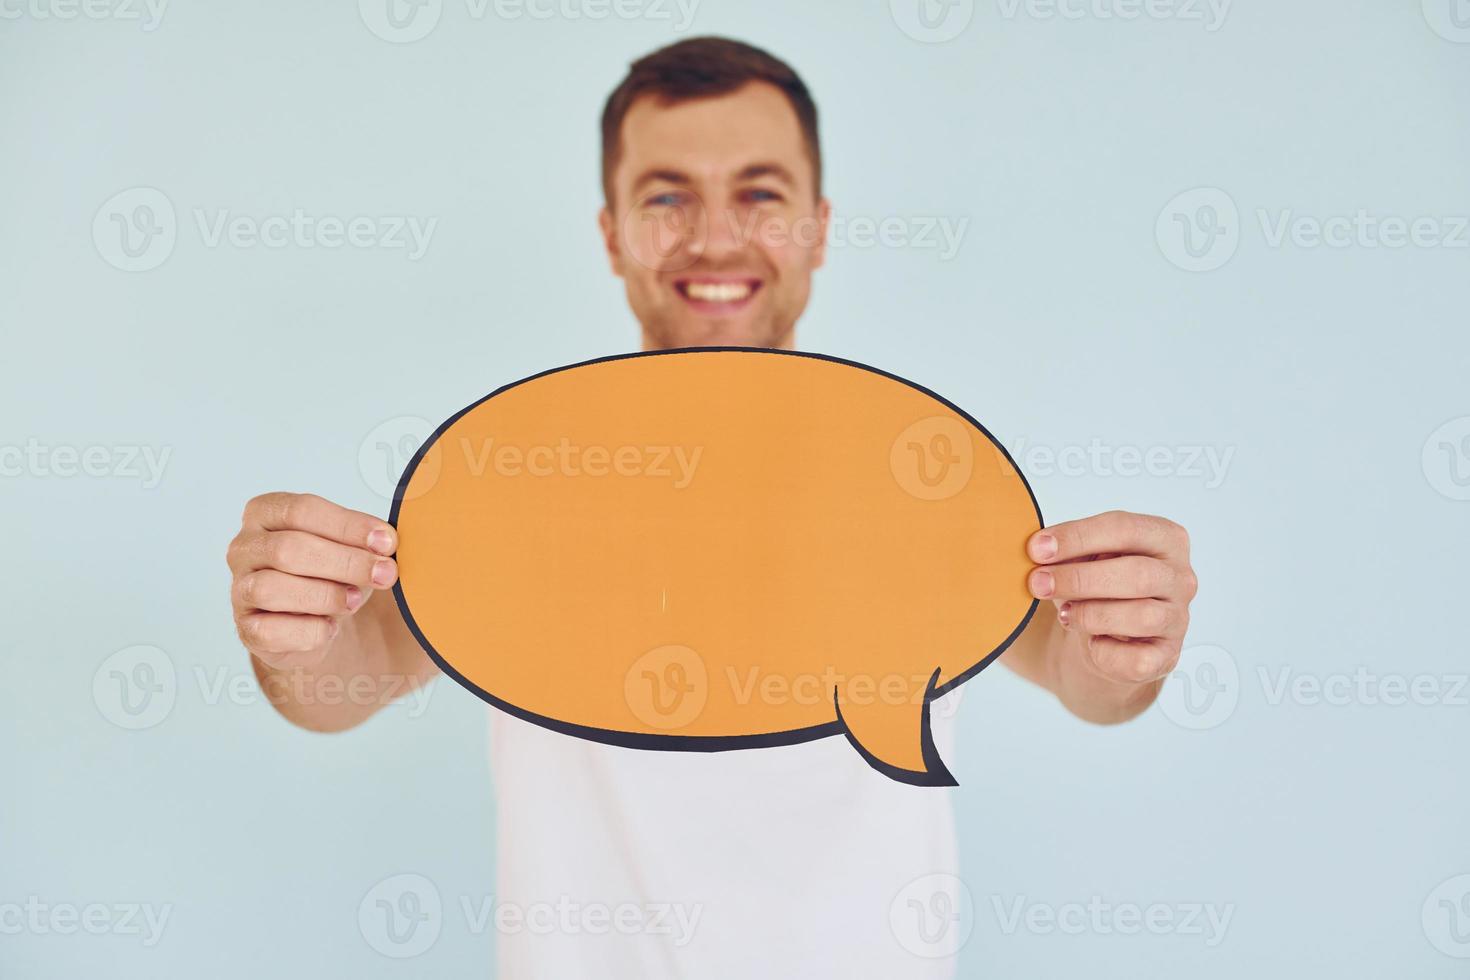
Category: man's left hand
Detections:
[{"x1": 1026, "y1": 510, "x2": 1198, "y2": 689}]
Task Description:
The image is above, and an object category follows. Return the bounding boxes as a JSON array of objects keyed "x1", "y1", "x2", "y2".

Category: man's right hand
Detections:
[
  {"x1": 227, "y1": 492, "x2": 400, "y2": 667},
  {"x1": 227, "y1": 491, "x2": 435, "y2": 732}
]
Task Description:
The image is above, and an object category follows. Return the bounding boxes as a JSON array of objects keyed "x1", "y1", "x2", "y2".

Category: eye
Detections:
[
  {"x1": 741, "y1": 188, "x2": 784, "y2": 204},
  {"x1": 643, "y1": 191, "x2": 687, "y2": 208}
]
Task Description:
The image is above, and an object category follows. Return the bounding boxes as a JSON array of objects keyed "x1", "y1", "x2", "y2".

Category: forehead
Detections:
[{"x1": 614, "y1": 81, "x2": 813, "y2": 191}]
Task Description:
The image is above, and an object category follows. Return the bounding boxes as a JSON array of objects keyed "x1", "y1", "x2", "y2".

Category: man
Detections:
[{"x1": 226, "y1": 37, "x2": 1197, "y2": 976}]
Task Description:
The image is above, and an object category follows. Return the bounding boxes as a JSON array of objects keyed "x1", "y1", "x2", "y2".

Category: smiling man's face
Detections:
[{"x1": 599, "y1": 81, "x2": 830, "y2": 350}]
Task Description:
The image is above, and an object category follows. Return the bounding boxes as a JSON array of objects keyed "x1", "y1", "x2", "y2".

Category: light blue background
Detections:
[{"x1": 3, "y1": 0, "x2": 1468, "y2": 976}]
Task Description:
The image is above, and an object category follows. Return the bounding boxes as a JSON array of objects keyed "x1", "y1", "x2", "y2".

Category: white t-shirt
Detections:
[{"x1": 488, "y1": 690, "x2": 968, "y2": 978}]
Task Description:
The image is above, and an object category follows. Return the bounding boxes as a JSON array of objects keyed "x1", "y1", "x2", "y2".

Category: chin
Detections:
[{"x1": 652, "y1": 316, "x2": 790, "y2": 351}]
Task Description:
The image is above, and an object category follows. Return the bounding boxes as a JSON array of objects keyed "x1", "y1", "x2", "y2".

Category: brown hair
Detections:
[{"x1": 599, "y1": 36, "x2": 821, "y2": 205}]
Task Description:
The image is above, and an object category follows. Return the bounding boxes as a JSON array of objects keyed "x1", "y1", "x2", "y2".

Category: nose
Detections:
[{"x1": 690, "y1": 195, "x2": 744, "y2": 265}]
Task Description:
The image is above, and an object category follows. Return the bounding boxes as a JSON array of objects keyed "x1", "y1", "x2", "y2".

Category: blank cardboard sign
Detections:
[{"x1": 391, "y1": 348, "x2": 1042, "y2": 785}]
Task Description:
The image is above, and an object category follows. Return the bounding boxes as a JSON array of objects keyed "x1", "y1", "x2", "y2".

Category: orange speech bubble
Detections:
[{"x1": 391, "y1": 349, "x2": 1041, "y2": 785}]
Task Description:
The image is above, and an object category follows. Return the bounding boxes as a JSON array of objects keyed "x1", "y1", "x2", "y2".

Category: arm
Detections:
[
  {"x1": 227, "y1": 492, "x2": 439, "y2": 733},
  {"x1": 1001, "y1": 510, "x2": 1198, "y2": 724}
]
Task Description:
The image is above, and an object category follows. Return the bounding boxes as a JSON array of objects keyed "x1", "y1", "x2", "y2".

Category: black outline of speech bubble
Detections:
[{"x1": 389, "y1": 347, "x2": 1043, "y2": 786}]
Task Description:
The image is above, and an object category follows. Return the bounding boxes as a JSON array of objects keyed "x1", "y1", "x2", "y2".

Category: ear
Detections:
[
  {"x1": 598, "y1": 204, "x2": 624, "y2": 278},
  {"x1": 810, "y1": 196, "x2": 832, "y2": 271}
]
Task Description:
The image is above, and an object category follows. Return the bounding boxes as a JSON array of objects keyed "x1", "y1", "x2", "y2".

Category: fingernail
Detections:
[
  {"x1": 1030, "y1": 569, "x2": 1054, "y2": 598},
  {"x1": 1057, "y1": 602, "x2": 1071, "y2": 628},
  {"x1": 328, "y1": 619, "x2": 341, "y2": 640},
  {"x1": 1032, "y1": 533, "x2": 1057, "y2": 561},
  {"x1": 368, "y1": 528, "x2": 394, "y2": 555},
  {"x1": 345, "y1": 586, "x2": 364, "y2": 612},
  {"x1": 371, "y1": 560, "x2": 395, "y2": 588}
]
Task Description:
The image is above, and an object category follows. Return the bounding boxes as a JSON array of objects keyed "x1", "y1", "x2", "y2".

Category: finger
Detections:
[
  {"x1": 234, "y1": 569, "x2": 366, "y2": 617},
  {"x1": 1029, "y1": 555, "x2": 1180, "y2": 601},
  {"x1": 237, "y1": 611, "x2": 339, "y2": 659},
  {"x1": 242, "y1": 492, "x2": 396, "y2": 556},
  {"x1": 1056, "y1": 598, "x2": 1177, "y2": 639},
  {"x1": 1083, "y1": 635, "x2": 1180, "y2": 685},
  {"x1": 1028, "y1": 511, "x2": 1187, "y2": 564},
  {"x1": 237, "y1": 529, "x2": 397, "y2": 590}
]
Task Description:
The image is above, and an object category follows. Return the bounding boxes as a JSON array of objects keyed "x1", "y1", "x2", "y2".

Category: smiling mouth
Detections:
[{"x1": 674, "y1": 277, "x2": 763, "y2": 314}]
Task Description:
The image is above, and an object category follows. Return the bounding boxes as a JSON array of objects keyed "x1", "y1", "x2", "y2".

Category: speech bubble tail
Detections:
[{"x1": 833, "y1": 667, "x2": 957, "y2": 787}]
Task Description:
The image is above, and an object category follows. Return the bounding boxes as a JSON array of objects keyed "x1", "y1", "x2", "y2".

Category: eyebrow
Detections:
[
  {"x1": 734, "y1": 162, "x2": 797, "y2": 186},
  {"x1": 628, "y1": 161, "x2": 799, "y2": 197},
  {"x1": 629, "y1": 168, "x2": 691, "y2": 196}
]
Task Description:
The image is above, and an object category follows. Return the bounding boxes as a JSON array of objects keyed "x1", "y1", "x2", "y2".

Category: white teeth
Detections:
[{"x1": 685, "y1": 281, "x2": 752, "y2": 303}]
